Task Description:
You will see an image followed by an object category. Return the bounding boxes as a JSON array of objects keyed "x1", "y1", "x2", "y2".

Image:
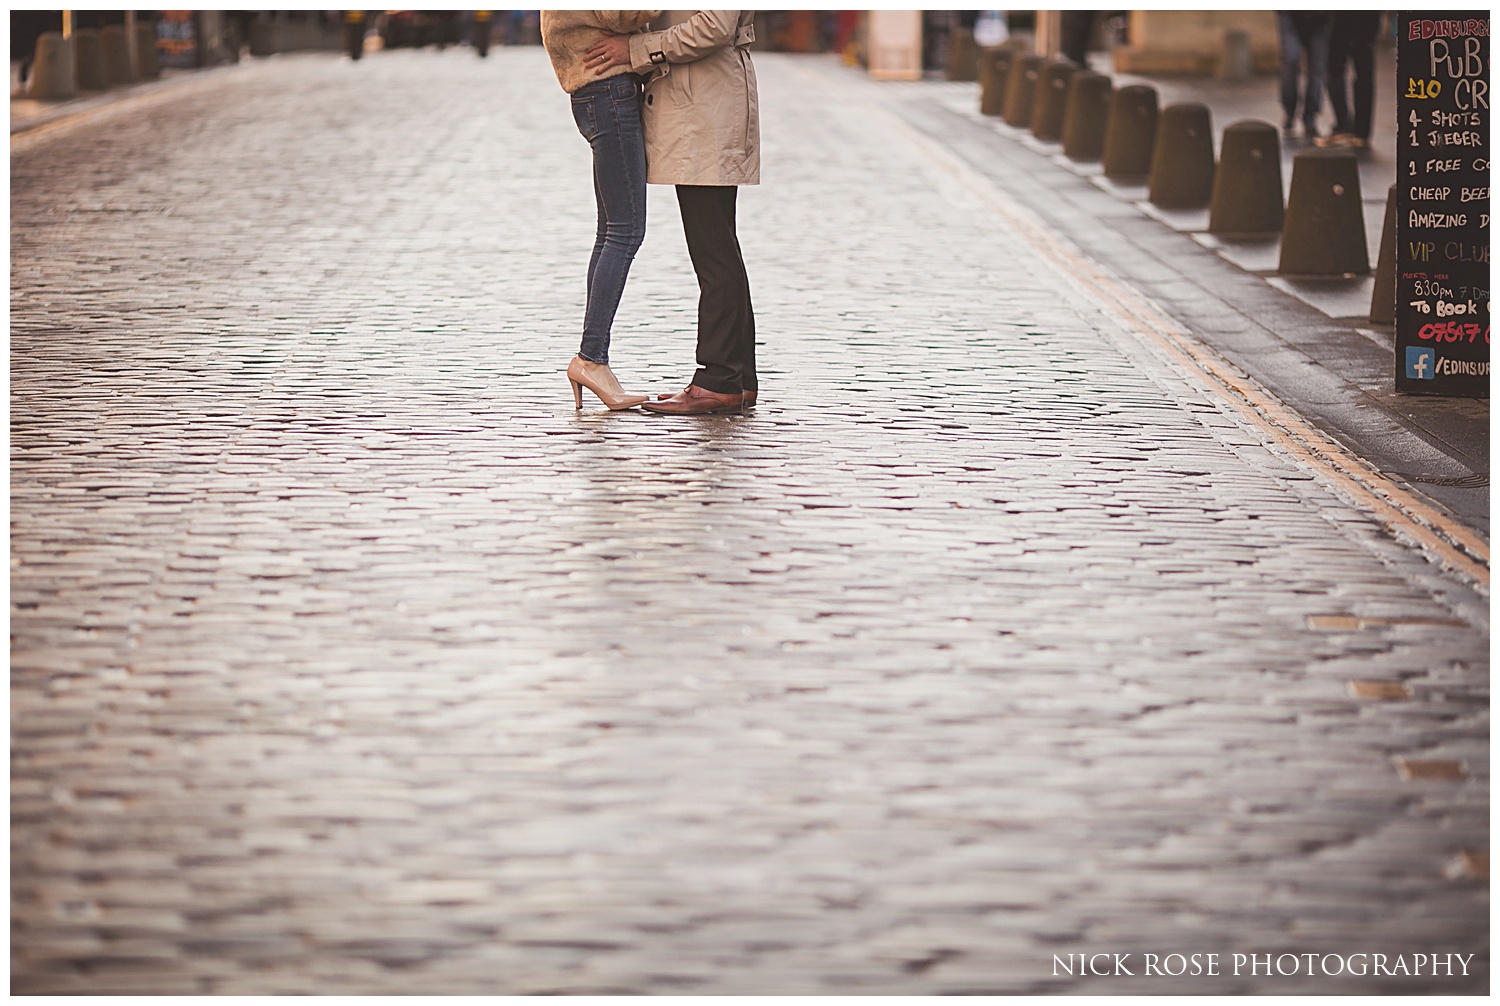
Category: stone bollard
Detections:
[
  {"x1": 1102, "y1": 84, "x2": 1158, "y2": 179},
  {"x1": 1278, "y1": 148, "x2": 1369, "y2": 275},
  {"x1": 1217, "y1": 28, "x2": 1253, "y2": 83},
  {"x1": 101, "y1": 24, "x2": 136, "y2": 86},
  {"x1": 1148, "y1": 102, "x2": 1215, "y2": 209},
  {"x1": 1209, "y1": 120, "x2": 1283, "y2": 234},
  {"x1": 1370, "y1": 185, "x2": 1397, "y2": 323},
  {"x1": 29, "y1": 31, "x2": 77, "y2": 100},
  {"x1": 1061, "y1": 71, "x2": 1112, "y2": 161},
  {"x1": 136, "y1": 21, "x2": 161, "y2": 80},
  {"x1": 1002, "y1": 54, "x2": 1042, "y2": 129},
  {"x1": 1030, "y1": 60, "x2": 1076, "y2": 142},
  {"x1": 73, "y1": 28, "x2": 109, "y2": 91},
  {"x1": 947, "y1": 28, "x2": 978, "y2": 81},
  {"x1": 979, "y1": 47, "x2": 1015, "y2": 117}
]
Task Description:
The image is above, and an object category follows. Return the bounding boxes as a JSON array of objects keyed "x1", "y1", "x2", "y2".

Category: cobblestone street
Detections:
[{"x1": 10, "y1": 49, "x2": 1489, "y2": 994}]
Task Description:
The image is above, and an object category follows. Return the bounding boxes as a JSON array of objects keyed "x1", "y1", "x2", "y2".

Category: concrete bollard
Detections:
[
  {"x1": 979, "y1": 47, "x2": 1015, "y2": 117},
  {"x1": 1002, "y1": 54, "x2": 1042, "y2": 129},
  {"x1": 1209, "y1": 120, "x2": 1283, "y2": 234},
  {"x1": 1149, "y1": 102, "x2": 1215, "y2": 209},
  {"x1": 101, "y1": 24, "x2": 136, "y2": 86},
  {"x1": 136, "y1": 21, "x2": 161, "y2": 80},
  {"x1": 1217, "y1": 28, "x2": 1253, "y2": 83},
  {"x1": 1278, "y1": 148, "x2": 1369, "y2": 275},
  {"x1": 1030, "y1": 60, "x2": 1076, "y2": 142},
  {"x1": 73, "y1": 28, "x2": 109, "y2": 91},
  {"x1": 1061, "y1": 71, "x2": 1112, "y2": 161},
  {"x1": 1370, "y1": 184, "x2": 1397, "y2": 323},
  {"x1": 947, "y1": 28, "x2": 978, "y2": 82},
  {"x1": 1102, "y1": 84, "x2": 1158, "y2": 179},
  {"x1": 29, "y1": 32, "x2": 77, "y2": 100}
]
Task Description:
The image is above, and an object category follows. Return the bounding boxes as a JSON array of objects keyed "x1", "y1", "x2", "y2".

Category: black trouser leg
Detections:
[
  {"x1": 675, "y1": 184, "x2": 756, "y2": 395},
  {"x1": 1347, "y1": 15, "x2": 1379, "y2": 140},
  {"x1": 1349, "y1": 43, "x2": 1374, "y2": 139}
]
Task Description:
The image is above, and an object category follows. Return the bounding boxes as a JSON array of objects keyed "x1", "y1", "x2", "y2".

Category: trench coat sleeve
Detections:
[
  {"x1": 593, "y1": 11, "x2": 660, "y2": 35},
  {"x1": 627, "y1": 10, "x2": 740, "y2": 73}
]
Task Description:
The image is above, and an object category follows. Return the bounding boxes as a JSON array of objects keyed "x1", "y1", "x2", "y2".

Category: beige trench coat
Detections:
[{"x1": 627, "y1": 11, "x2": 760, "y2": 186}]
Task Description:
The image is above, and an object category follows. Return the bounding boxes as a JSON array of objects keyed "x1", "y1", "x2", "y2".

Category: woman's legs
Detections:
[{"x1": 570, "y1": 75, "x2": 647, "y2": 365}]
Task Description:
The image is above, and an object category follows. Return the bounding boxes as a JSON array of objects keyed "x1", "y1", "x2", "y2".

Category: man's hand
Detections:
[{"x1": 584, "y1": 34, "x2": 632, "y2": 75}]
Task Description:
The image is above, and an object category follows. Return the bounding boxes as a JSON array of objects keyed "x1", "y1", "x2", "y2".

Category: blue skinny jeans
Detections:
[{"x1": 570, "y1": 73, "x2": 647, "y2": 365}]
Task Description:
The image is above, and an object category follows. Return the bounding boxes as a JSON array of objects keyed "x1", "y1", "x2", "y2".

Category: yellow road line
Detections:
[{"x1": 1078, "y1": 263, "x2": 1491, "y2": 588}]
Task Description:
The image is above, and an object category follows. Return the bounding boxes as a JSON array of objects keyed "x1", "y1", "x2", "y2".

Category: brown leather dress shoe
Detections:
[
  {"x1": 658, "y1": 388, "x2": 757, "y2": 407},
  {"x1": 642, "y1": 384, "x2": 745, "y2": 415}
]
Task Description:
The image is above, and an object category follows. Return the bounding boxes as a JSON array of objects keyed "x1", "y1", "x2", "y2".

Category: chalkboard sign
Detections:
[{"x1": 1395, "y1": 13, "x2": 1490, "y2": 397}]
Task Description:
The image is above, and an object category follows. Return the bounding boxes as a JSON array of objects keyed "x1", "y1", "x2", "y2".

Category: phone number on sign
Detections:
[{"x1": 1416, "y1": 321, "x2": 1489, "y2": 342}]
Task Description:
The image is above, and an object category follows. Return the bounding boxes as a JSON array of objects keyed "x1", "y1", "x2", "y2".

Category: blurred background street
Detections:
[{"x1": 10, "y1": 11, "x2": 1489, "y2": 995}]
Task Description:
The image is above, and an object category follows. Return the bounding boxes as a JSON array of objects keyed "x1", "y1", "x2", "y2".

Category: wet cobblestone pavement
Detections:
[{"x1": 10, "y1": 51, "x2": 1488, "y2": 993}]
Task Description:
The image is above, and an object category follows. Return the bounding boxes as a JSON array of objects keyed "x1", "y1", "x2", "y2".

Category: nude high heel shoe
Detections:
[{"x1": 567, "y1": 356, "x2": 648, "y2": 411}]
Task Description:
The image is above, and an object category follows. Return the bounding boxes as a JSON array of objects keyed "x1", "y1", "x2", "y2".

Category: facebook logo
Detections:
[{"x1": 1406, "y1": 347, "x2": 1436, "y2": 380}]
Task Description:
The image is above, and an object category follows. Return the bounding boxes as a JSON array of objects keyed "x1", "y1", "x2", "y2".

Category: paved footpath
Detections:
[{"x1": 10, "y1": 50, "x2": 1488, "y2": 994}]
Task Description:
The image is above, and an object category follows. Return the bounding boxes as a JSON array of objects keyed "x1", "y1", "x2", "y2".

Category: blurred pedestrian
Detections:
[
  {"x1": 1277, "y1": 12, "x2": 1332, "y2": 140},
  {"x1": 541, "y1": 10, "x2": 660, "y2": 410},
  {"x1": 1059, "y1": 11, "x2": 1097, "y2": 68},
  {"x1": 587, "y1": 11, "x2": 761, "y2": 415},
  {"x1": 1318, "y1": 11, "x2": 1380, "y2": 150},
  {"x1": 832, "y1": 9, "x2": 864, "y2": 61}
]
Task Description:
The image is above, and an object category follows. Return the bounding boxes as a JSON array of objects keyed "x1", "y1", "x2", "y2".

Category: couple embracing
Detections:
[{"x1": 542, "y1": 11, "x2": 759, "y2": 415}]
